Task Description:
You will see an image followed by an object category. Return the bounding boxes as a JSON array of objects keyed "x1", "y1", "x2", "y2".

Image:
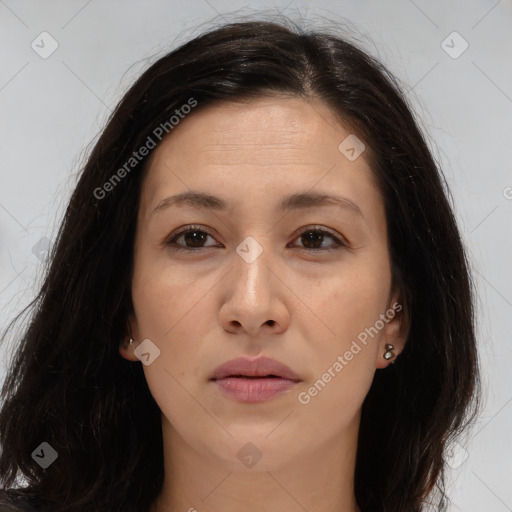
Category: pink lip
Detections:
[{"x1": 210, "y1": 356, "x2": 301, "y2": 403}]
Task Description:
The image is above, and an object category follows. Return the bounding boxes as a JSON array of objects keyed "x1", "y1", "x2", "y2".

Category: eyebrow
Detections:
[{"x1": 150, "y1": 190, "x2": 363, "y2": 217}]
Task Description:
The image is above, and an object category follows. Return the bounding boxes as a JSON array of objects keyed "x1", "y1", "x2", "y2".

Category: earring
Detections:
[
  {"x1": 129, "y1": 338, "x2": 134, "y2": 345},
  {"x1": 383, "y1": 343, "x2": 396, "y2": 363}
]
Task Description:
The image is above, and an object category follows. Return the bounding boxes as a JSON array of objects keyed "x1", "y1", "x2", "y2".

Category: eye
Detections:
[
  {"x1": 290, "y1": 226, "x2": 345, "y2": 252},
  {"x1": 165, "y1": 225, "x2": 220, "y2": 251},
  {"x1": 164, "y1": 225, "x2": 346, "y2": 252}
]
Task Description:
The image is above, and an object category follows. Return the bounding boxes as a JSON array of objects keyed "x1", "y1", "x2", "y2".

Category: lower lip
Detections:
[{"x1": 212, "y1": 377, "x2": 299, "y2": 403}]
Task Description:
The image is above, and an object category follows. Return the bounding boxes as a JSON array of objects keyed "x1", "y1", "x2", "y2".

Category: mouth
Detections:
[
  {"x1": 220, "y1": 374, "x2": 286, "y2": 379},
  {"x1": 210, "y1": 355, "x2": 300, "y2": 380},
  {"x1": 210, "y1": 356, "x2": 301, "y2": 403}
]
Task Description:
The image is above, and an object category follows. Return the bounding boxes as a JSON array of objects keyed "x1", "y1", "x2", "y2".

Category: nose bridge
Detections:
[
  {"x1": 233, "y1": 234, "x2": 273, "y2": 304},
  {"x1": 219, "y1": 233, "x2": 285, "y2": 337}
]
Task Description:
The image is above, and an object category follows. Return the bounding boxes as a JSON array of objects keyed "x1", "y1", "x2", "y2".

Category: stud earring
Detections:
[
  {"x1": 129, "y1": 338, "x2": 134, "y2": 345},
  {"x1": 383, "y1": 343, "x2": 396, "y2": 363}
]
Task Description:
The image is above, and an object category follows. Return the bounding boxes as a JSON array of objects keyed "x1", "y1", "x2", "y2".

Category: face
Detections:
[{"x1": 120, "y1": 95, "x2": 406, "y2": 471}]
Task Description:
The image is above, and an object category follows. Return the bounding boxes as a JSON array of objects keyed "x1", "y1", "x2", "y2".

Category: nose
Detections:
[{"x1": 218, "y1": 241, "x2": 290, "y2": 338}]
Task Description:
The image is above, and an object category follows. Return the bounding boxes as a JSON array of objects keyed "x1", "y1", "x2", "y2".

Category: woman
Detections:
[{"x1": 0, "y1": 17, "x2": 480, "y2": 512}]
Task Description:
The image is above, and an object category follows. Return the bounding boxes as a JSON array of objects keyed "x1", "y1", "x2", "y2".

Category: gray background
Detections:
[{"x1": 0, "y1": 1, "x2": 511, "y2": 510}]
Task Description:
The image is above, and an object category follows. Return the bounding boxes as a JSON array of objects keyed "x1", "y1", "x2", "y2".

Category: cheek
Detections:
[
  {"x1": 131, "y1": 249, "x2": 202, "y2": 337},
  {"x1": 132, "y1": 263, "x2": 214, "y2": 436},
  {"x1": 317, "y1": 257, "x2": 391, "y2": 342},
  {"x1": 130, "y1": 260, "x2": 205, "y2": 408},
  {"x1": 296, "y1": 266, "x2": 389, "y2": 424}
]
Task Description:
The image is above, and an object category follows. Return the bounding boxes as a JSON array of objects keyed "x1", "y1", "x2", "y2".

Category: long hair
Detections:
[{"x1": 0, "y1": 17, "x2": 480, "y2": 512}]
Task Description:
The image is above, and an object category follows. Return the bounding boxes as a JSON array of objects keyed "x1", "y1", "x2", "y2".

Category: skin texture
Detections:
[{"x1": 119, "y1": 96, "x2": 408, "y2": 512}]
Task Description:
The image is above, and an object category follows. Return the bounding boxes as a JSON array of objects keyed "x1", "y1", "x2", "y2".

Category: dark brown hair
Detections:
[{"x1": 0, "y1": 17, "x2": 480, "y2": 512}]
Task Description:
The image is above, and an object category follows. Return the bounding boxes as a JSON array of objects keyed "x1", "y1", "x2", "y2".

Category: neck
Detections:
[{"x1": 151, "y1": 414, "x2": 362, "y2": 512}]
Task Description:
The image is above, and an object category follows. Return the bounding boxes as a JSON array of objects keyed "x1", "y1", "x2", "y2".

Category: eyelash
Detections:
[{"x1": 164, "y1": 224, "x2": 346, "y2": 253}]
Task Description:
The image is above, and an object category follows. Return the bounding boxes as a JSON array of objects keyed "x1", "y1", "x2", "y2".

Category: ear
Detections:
[
  {"x1": 118, "y1": 312, "x2": 141, "y2": 362},
  {"x1": 375, "y1": 295, "x2": 409, "y2": 369}
]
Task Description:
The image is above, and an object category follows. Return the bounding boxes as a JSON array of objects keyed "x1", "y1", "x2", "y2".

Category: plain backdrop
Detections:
[{"x1": 0, "y1": 1, "x2": 511, "y2": 511}]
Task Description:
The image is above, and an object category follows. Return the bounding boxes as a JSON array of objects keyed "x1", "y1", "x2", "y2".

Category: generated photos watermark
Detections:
[
  {"x1": 297, "y1": 302, "x2": 402, "y2": 405},
  {"x1": 93, "y1": 97, "x2": 197, "y2": 200}
]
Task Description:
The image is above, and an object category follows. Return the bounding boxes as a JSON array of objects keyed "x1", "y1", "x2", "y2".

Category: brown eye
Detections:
[
  {"x1": 291, "y1": 228, "x2": 345, "y2": 251},
  {"x1": 166, "y1": 226, "x2": 220, "y2": 251}
]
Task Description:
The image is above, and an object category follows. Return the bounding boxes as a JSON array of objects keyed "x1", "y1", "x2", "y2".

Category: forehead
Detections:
[
  {"x1": 149, "y1": 96, "x2": 353, "y2": 164},
  {"x1": 139, "y1": 95, "x2": 380, "y2": 220}
]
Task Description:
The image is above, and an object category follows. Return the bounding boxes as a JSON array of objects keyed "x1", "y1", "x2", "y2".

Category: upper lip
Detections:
[{"x1": 210, "y1": 356, "x2": 301, "y2": 381}]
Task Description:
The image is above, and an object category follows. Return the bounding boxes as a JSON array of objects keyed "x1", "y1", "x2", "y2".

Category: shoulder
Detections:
[{"x1": 0, "y1": 489, "x2": 43, "y2": 511}]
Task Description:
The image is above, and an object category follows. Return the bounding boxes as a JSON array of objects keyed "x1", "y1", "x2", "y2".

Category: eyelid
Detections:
[
  {"x1": 290, "y1": 225, "x2": 348, "y2": 248},
  {"x1": 164, "y1": 224, "x2": 220, "y2": 249},
  {"x1": 164, "y1": 224, "x2": 347, "y2": 251}
]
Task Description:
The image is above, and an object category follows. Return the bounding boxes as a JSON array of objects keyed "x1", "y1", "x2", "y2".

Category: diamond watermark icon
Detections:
[
  {"x1": 134, "y1": 338, "x2": 161, "y2": 366},
  {"x1": 32, "y1": 237, "x2": 50, "y2": 262},
  {"x1": 236, "y1": 236, "x2": 263, "y2": 264},
  {"x1": 441, "y1": 32, "x2": 468, "y2": 59},
  {"x1": 445, "y1": 441, "x2": 469, "y2": 469},
  {"x1": 338, "y1": 134, "x2": 365, "y2": 161},
  {"x1": 236, "y1": 442, "x2": 262, "y2": 468},
  {"x1": 31, "y1": 31, "x2": 59, "y2": 59},
  {"x1": 31, "y1": 442, "x2": 58, "y2": 469}
]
